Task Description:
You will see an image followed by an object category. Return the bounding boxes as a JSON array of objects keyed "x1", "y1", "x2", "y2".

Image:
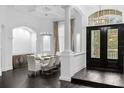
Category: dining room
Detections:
[{"x1": 0, "y1": 5, "x2": 90, "y2": 88}]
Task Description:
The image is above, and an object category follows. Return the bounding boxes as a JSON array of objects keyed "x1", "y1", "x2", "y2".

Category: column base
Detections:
[
  {"x1": 60, "y1": 50, "x2": 74, "y2": 82},
  {"x1": 59, "y1": 76, "x2": 71, "y2": 82}
]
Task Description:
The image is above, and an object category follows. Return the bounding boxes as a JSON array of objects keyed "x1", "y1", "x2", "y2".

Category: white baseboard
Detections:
[
  {"x1": 71, "y1": 65, "x2": 86, "y2": 76},
  {"x1": 59, "y1": 76, "x2": 71, "y2": 82},
  {"x1": 2, "y1": 66, "x2": 13, "y2": 72},
  {"x1": 0, "y1": 69, "x2": 1, "y2": 76}
]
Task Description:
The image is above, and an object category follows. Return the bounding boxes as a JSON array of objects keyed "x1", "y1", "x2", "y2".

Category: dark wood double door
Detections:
[{"x1": 87, "y1": 24, "x2": 124, "y2": 72}]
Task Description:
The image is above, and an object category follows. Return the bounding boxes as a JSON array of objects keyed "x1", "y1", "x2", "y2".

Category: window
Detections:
[
  {"x1": 58, "y1": 22, "x2": 65, "y2": 52},
  {"x1": 88, "y1": 9, "x2": 122, "y2": 26},
  {"x1": 43, "y1": 36, "x2": 51, "y2": 52},
  {"x1": 76, "y1": 33, "x2": 81, "y2": 52},
  {"x1": 91, "y1": 30, "x2": 100, "y2": 58},
  {"x1": 107, "y1": 29, "x2": 118, "y2": 59}
]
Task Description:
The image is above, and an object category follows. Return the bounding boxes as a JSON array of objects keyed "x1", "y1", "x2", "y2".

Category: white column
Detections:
[
  {"x1": 0, "y1": 25, "x2": 2, "y2": 76},
  {"x1": 60, "y1": 6, "x2": 87, "y2": 82},
  {"x1": 64, "y1": 6, "x2": 71, "y2": 52},
  {"x1": 0, "y1": 25, "x2": 13, "y2": 72},
  {"x1": 60, "y1": 6, "x2": 73, "y2": 81}
]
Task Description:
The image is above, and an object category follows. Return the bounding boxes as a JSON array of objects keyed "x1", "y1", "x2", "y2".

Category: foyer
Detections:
[{"x1": 72, "y1": 68, "x2": 124, "y2": 88}]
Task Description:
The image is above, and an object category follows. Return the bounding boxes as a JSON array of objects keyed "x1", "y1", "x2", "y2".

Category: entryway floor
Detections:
[{"x1": 71, "y1": 68, "x2": 124, "y2": 88}]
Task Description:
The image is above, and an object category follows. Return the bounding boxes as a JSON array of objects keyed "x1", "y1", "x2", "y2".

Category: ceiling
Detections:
[
  {"x1": 8, "y1": 5, "x2": 65, "y2": 19},
  {"x1": 6, "y1": 5, "x2": 124, "y2": 19}
]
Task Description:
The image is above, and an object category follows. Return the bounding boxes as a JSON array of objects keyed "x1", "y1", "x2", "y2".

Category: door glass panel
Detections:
[
  {"x1": 91, "y1": 30, "x2": 100, "y2": 58},
  {"x1": 107, "y1": 29, "x2": 118, "y2": 59}
]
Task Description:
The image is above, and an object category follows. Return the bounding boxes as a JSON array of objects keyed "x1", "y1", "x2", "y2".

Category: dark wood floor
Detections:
[
  {"x1": 0, "y1": 67, "x2": 89, "y2": 88},
  {"x1": 71, "y1": 68, "x2": 124, "y2": 88}
]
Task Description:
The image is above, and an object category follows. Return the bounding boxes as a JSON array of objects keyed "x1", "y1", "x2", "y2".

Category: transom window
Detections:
[{"x1": 88, "y1": 9, "x2": 122, "y2": 26}]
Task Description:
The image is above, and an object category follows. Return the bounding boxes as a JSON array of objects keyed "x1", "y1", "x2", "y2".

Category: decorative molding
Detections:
[
  {"x1": 40, "y1": 32, "x2": 52, "y2": 36},
  {"x1": 61, "y1": 5, "x2": 71, "y2": 9},
  {"x1": 59, "y1": 76, "x2": 71, "y2": 82},
  {"x1": 71, "y1": 64, "x2": 86, "y2": 77},
  {"x1": 2, "y1": 66, "x2": 13, "y2": 72},
  {"x1": 73, "y1": 52, "x2": 86, "y2": 56}
]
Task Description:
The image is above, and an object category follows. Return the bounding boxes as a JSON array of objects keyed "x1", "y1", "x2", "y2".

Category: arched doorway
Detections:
[{"x1": 12, "y1": 26, "x2": 37, "y2": 69}]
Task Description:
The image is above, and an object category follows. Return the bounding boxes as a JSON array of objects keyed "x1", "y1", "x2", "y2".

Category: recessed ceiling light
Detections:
[
  {"x1": 45, "y1": 13, "x2": 48, "y2": 16},
  {"x1": 44, "y1": 6, "x2": 51, "y2": 12}
]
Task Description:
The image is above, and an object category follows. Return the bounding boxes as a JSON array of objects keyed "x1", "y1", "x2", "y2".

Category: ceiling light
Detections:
[{"x1": 45, "y1": 13, "x2": 48, "y2": 16}]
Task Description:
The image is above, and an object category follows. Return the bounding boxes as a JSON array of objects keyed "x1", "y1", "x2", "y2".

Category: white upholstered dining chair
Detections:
[
  {"x1": 41, "y1": 56, "x2": 56, "y2": 75},
  {"x1": 27, "y1": 55, "x2": 41, "y2": 77}
]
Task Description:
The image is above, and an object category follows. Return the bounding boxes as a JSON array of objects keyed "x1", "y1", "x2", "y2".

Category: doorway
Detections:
[{"x1": 87, "y1": 24, "x2": 124, "y2": 72}]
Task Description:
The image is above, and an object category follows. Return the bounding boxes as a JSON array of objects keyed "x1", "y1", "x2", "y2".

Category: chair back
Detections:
[
  {"x1": 27, "y1": 55, "x2": 35, "y2": 71},
  {"x1": 40, "y1": 58, "x2": 49, "y2": 67},
  {"x1": 54, "y1": 55, "x2": 60, "y2": 66},
  {"x1": 36, "y1": 54, "x2": 42, "y2": 59},
  {"x1": 47, "y1": 57, "x2": 56, "y2": 68}
]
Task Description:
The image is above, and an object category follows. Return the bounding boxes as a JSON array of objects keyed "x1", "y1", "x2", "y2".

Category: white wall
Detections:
[
  {"x1": 73, "y1": 10, "x2": 86, "y2": 53},
  {"x1": 0, "y1": 25, "x2": 1, "y2": 76},
  {"x1": 0, "y1": 6, "x2": 53, "y2": 71},
  {"x1": 31, "y1": 33, "x2": 37, "y2": 55},
  {"x1": 0, "y1": 6, "x2": 6, "y2": 75},
  {"x1": 12, "y1": 28, "x2": 36, "y2": 55},
  {"x1": 36, "y1": 21, "x2": 53, "y2": 54},
  {"x1": 72, "y1": 9, "x2": 86, "y2": 71}
]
